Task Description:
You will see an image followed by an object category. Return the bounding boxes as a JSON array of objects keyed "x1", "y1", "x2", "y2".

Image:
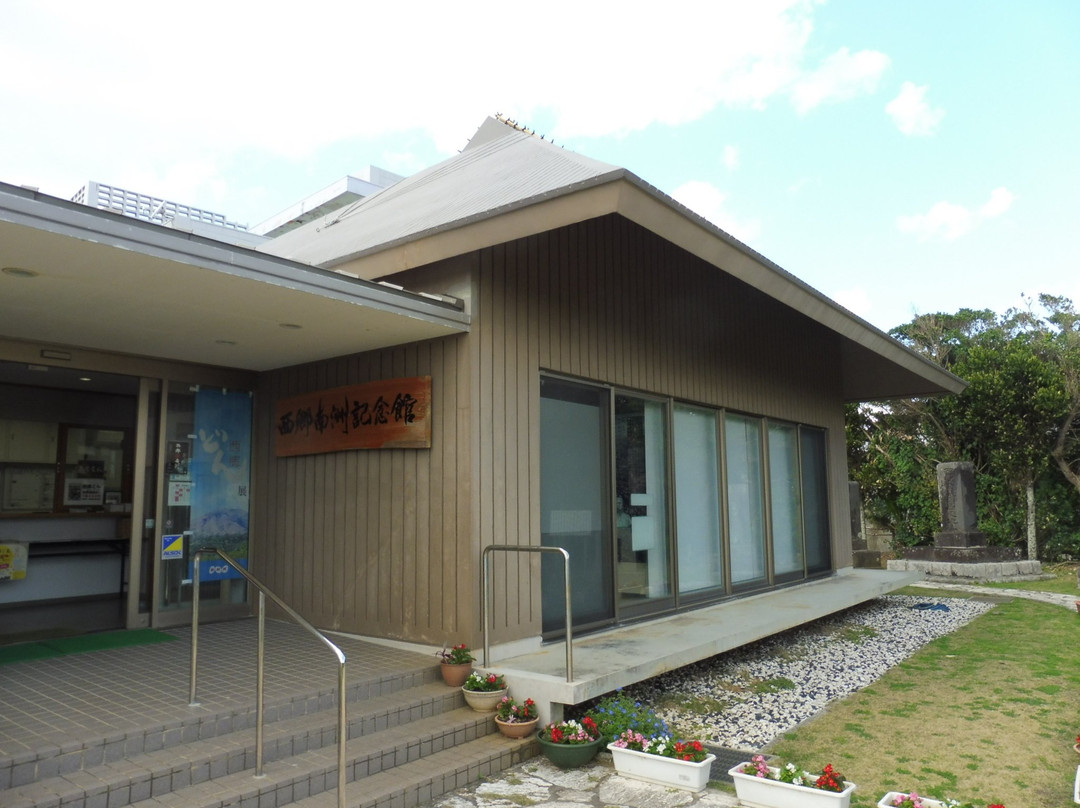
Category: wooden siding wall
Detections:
[
  {"x1": 252, "y1": 214, "x2": 854, "y2": 647},
  {"x1": 473, "y1": 214, "x2": 851, "y2": 641},
  {"x1": 251, "y1": 333, "x2": 474, "y2": 645}
]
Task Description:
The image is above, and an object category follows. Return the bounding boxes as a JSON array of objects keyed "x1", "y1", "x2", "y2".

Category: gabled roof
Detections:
[
  {"x1": 262, "y1": 117, "x2": 965, "y2": 401},
  {"x1": 264, "y1": 118, "x2": 624, "y2": 270}
]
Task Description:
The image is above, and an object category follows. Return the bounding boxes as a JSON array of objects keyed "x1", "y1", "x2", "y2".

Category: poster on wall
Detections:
[
  {"x1": 0, "y1": 541, "x2": 28, "y2": 581},
  {"x1": 189, "y1": 389, "x2": 251, "y2": 582}
]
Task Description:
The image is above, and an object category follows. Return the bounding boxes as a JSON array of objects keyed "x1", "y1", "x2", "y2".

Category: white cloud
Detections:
[
  {"x1": 789, "y1": 47, "x2": 891, "y2": 114},
  {"x1": 723, "y1": 145, "x2": 740, "y2": 171},
  {"x1": 0, "y1": 0, "x2": 898, "y2": 211},
  {"x1": 886, "y1": 82, "x2": 946, "y2": 136},
  {"x1": 830, "y1": 287, "x2": 873, "y2": 319},
  {"x1": 671, "y1": 180, "x2": 762, "y2": 245},
  {"x1": 897, "y1": 188, "x2": 1016, "y2": 241},
  {"x1": 980, "y1": 187, "x2": 1016, "y2": 218}
]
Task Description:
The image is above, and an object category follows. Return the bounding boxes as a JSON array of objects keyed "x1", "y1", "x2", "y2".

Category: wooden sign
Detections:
[{"x1": 275, "y1": 376, "x2": 431, "y2": 457}]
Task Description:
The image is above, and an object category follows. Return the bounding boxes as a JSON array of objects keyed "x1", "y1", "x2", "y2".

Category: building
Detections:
[{"x1": 0, "y1": 117, "x2": 963, "y2": 711}]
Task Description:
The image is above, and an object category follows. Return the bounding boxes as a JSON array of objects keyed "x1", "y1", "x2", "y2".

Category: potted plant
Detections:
[
  {"x1": 729, "y1": 755, "x2": 856, "y2": 808},
  {"x1": 536, "y1": 716, "x2": 605, "y2": 768},
  {"x1": 435, "y1": 643, "x2": 475, "y2": 687},
  {"x1": 588, "y1": 690, "x2": 670, "y2": 744},
  {"x1": 460, "y1": 671, "x2": 507, "y2": 711},
  {"x1": 607, "y1": 730, "x2": 715, "y2": 793},
  {"x1": 876, "y1": 795, "x2": 1006, "y2": 808},
  {"x1": 494, "y1": 695, "x2": 539, "y2": 738}
]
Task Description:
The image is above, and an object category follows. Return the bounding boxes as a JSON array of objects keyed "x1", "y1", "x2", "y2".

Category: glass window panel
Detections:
[
  {"x1": 768, "y1": 422, "x2": 804, "y2": 579},
  {"x1": 800, "y1": 427, "x2": 831, "y2": 573},
  {"x1": 673, "y1": 404, "x2": 723, "y2": 594},
  {"x1": 539, "y1": 379, "x2": 613, "y2": 632},
  {"x1": 615, "y1": 395, "x2": 671, "y2": 608},
  {"x1": 725, "y1": 414, "x2": 766, "y2": 586}
]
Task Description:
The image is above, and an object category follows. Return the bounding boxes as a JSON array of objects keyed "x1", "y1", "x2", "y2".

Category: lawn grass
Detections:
[{"x1": 761, "y1": 597, "x2": 1080, "y2": 807}]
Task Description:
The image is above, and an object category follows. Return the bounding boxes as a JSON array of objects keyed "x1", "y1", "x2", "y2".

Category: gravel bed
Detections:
[{"x1": 623, "y1": 594, "x2": 995, "y2": 751}]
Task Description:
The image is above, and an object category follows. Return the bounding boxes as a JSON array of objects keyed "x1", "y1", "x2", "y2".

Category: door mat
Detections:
[{"x1": 0, "y1": 628, "x2": 176, "y2": 666}]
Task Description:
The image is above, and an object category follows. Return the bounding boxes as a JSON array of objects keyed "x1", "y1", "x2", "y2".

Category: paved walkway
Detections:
[
  {"x1": 910, "y1": 579, "x2": 1080, "y2": 610},
  {"x1": 432, "y1": 752, "x2": 740, "y2": 808}
]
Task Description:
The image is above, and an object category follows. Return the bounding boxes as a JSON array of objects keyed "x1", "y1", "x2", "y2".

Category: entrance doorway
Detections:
[
  {"x1": 0, "y1": 360, "x2": 253, "y2": 641},
  {"x1": 539, "y1": 378, "x2": 678, "y2": 634},
  {"x1": 539, "y1": 377, "x2": 614, "y2": 634}
]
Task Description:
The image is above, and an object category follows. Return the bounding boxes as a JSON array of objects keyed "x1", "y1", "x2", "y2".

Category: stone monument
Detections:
[
  {"x1": 933, "y1": 462, "x2": 985, "y2": 548},
  {"x1": 887, "y1": 460, "x2": 1043, "y2": 581}
]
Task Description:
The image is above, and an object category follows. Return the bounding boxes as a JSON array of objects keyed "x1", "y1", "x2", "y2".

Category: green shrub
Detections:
[{"x1": 584, "y1": 691, "x2": 669, "y2": 744}]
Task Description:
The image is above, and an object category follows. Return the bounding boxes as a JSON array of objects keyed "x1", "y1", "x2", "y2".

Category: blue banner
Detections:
[{"x1": 189, "y1": 389, "x2": 251, "y2": 581}]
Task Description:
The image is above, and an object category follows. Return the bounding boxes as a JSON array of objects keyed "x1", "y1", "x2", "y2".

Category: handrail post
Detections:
[
  {"x1": 255, "y1": 590, "x2": 266, "y2": 777},
  {"x1": 188, "y1": 553, "x2": 202, "y2": 706},
  {"x1": 482, "y1": 545, "x2": 573, "y2": 682},
  {"x1": 187, "y1": 547, "x2": 347, "y2": 808}
]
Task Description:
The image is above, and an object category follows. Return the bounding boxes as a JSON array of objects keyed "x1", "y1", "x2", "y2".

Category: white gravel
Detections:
[{"x1": 624, "y1": 594, "x2": 995, "y2": 751}]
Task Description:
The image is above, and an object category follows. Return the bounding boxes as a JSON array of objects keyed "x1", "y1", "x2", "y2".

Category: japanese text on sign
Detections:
[{"x1": 274, "y1": 376, "x2": 431, "y2": 457}]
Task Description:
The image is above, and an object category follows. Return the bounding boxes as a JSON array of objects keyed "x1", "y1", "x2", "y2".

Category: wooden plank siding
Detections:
[
  {"x1": 469, "y1": 214, "x2": 850, "y2": 643},
  {"x1": 249, "y1": 212, "x2": 851, "y2": 647},
  {"x1": 250, "y1": 331, "x2": 474, "y2": 646}
]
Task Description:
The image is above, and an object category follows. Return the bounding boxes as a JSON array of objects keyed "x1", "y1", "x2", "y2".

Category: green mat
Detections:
[{"x1": 0, "y1": 628, "x2": 176, "y2": 665}]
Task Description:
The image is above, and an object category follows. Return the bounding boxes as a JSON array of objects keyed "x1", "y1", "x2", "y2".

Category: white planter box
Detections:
[
  {"x1": 608, "y1": 743, "x2": 716, "y2": 793},
  {"x1": 728, "y1": 763, "x2": 856, "y2": 808},
  {"x1": 877, "y1": 794, "x2": 946, "y2": 808}
]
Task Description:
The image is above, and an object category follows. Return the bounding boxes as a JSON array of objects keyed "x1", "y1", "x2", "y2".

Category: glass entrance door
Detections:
[
  {"x1": 539, "y1": 377, "x2": 613, "y2": 634},
  {"x1": 154, "y1": 383, "x2": 251, "y2": 627}
]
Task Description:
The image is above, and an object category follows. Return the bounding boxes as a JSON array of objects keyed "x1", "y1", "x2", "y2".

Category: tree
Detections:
[{"x1": 848, "y1": 300, "x2": 1080, "y2": 558}]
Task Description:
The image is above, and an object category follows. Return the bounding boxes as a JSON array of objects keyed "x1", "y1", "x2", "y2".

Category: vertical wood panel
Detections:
[{"x1": 251, "y1": 214, "x2": 852, "y2": 646}]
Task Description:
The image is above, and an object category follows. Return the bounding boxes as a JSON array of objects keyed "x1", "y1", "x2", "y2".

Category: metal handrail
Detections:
[
  {"x1": 189, "y1": 548, "x2": 347, "y2": 808},
  {"x1": 482, "y1": 544, "x2": 573, "y2": 681}
]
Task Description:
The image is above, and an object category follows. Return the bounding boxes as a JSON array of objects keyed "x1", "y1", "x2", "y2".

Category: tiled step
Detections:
[
  {"x1": 3, "y1": 664, "x2": 440, "y2": 792},
  {"x1": 2, "y1": 681, "x2": 492, "y2": 808},
  {"x1": 122, "y1": 707, "x2": 507, "y2": 808},
  {"x1": 290, "y1": 734, "x2": 538, "y2": 808}
]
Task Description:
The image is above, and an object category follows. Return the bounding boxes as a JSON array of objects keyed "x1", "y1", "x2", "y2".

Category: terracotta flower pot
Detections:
[
  {"x1": 495, "y1": 716, "x2": 538, "y2": 738},
  {"x1": 461, "y1": 686, "x2": 507, "y2": 712},
  {"x1": 440, "y1": 661, "x2": 472, "y2": 687}
]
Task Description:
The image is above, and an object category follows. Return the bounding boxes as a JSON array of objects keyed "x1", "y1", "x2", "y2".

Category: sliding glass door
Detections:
[
  {"x1": 539, "y1": 374, "x2": 833, "y2": 628},
  {"x1": 539, "y1": 378, "x2": 614, "y2": 634},
  {"x1": 673, "y1": 404, "x2": 723, "y2": 597},
  {"x1": 725, "y1": 413, "x2": 768, "y2": 590},
  {"x1": 614, "y1": 394, "x2": 673, "y2": 616}
]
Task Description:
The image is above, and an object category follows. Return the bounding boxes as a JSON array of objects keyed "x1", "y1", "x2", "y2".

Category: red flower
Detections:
[
  {"x1": 550, "y1": 726, "x2": 563, "y2": 744},
  {"x1": 814, "y1": 764, "x2": 845, "y2": 793}
]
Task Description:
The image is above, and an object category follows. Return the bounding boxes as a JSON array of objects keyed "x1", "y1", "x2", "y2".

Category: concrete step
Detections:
[
  {"x1": 289, "y1": 733, "x2": 538, "y2": 808},
  {"x1": 2, "y1": 680, "x2": 499, "y2": 808},
  {"x1": 122, "y1": 707, "x2": 509, "y2": 808}
]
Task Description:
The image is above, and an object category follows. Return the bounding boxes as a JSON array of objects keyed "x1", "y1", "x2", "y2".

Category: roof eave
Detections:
[{"x1": 325, "y1": 172, "x2": 964, "y2": 400}]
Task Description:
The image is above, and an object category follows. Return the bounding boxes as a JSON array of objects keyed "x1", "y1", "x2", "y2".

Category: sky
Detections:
[{"x1": 2, "y1": 0, "x2": 1077, "y2": 333}]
